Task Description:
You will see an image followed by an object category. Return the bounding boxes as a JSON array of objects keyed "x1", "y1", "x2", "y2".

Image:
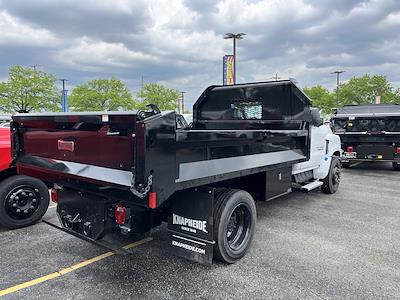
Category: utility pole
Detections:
[
  {"x1": 30, "y1": 64, "x2": 41, "y2": 71},
  {"x1": 331, "y1": 70, "x2": 345, "y2": 106},
  {"x1": 58, "y1": 79, "x2": 69, "y2": 112},
  {"x1": 224, "y1": 33, "x2": 246, "y2": 84},
  {"x1": 179, "y1": 91, "x2": 186, "y2": 114},
  {"x1": 271, "y1": 73, "x2": 281, "y2": 81}
]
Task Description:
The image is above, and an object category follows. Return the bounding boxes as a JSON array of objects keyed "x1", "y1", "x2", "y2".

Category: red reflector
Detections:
[
  {"x1": 396, "y1": 147, "x2": 400, "y2": 154},
  {"x1": 115, "y1": 204, "x2": 126, "y2": 225},
  {"x1": 149, "y1": 192, "x2": 157, "y2": 209},
  {"x1": 50, "y1": 188, "x2": 58, "y2": 203},
  {"x1": 57, "y1": 140, "x2": 74, "y2": 152},
  {"x1": 347, "y1": 146, "x2": 354, "y2": 152}
]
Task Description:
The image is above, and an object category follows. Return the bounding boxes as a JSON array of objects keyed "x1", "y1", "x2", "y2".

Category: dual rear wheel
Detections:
[{"x1": 213, "y1": 189, "x2": 256, "y2": 263}]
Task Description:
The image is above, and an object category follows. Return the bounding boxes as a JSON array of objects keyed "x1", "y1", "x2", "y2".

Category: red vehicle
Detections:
[{"x1": 0, "y1": 127, "x2": 49, "y2": 229}]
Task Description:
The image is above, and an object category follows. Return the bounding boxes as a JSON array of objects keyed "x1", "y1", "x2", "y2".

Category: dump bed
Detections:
[
  {"x1": 332, "y1": 104, "x2": 400, "y2": 133},
  {"x1": 12, "y1": 80, "x2": 312, "y2": 208},
  {"x1": 331, "y1": 104, "x2": 400, "y2": 161},
  {"x1": 12, "y1": 111, "x2": 148, "y2": 190}
]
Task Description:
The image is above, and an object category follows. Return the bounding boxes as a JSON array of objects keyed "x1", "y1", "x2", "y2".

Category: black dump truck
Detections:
[
  {"x1": 11, "y1": 80, "x2": 341, "y2": 264},
  {"x1": 331, "y1": 104, "x2": 400, "y2": 170}
]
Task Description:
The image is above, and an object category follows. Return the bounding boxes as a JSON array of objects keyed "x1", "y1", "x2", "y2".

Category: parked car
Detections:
[{"x1": 0, "y1": 127, "x2": 49, "y2": 229}]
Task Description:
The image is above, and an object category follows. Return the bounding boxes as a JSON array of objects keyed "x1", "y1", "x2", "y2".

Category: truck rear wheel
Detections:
[
  {"x1": 213, "y1": 189, "x2": 256, "y2": 263},
  {"x1": 321, "y1": 157, "x2": 341, "y2": 194},
  {"x1": 393, "y1": 162, "x2": 400, "y2": 171},
  {"x1": 0, "y1": 175, "x2": 49, "y2": 229}
]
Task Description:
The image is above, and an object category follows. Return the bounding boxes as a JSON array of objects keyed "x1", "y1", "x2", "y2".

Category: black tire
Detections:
[
  {"x1": 213, "y1": 189, "x2": 256, "y2": 263},
  {"x1": 0, "y1": 175, "x2": 49, "y2": 229},
  {"x1": 393, "y1": 162, "x2": 400, "y2": 171},
  {"x1": 321, "y1": 157, "x2": 341, "y2": 194},
  {"x1": 341, "y1": 161, "x2": 351, "y2": 168}
]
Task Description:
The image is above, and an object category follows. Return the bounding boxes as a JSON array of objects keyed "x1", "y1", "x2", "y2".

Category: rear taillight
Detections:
[
  {"x1": 115, "y1": 204, "x2": 126, "y2": 225},
  {"x1": 347, "y1": 146, "x2": 354, "y2": 152},
  {"x1": 396, "y1": 147, "x2": 400, "y2": 155},
  {"x1": 149, "y1": 192, "x2": 157, "y2": 209},
  {"x1": 50, "y1": 188, "x2": 58, "y2": 203}
]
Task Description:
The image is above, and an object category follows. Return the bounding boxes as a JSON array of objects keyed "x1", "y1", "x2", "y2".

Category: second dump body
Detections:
[{"x1": 331, "y1": 104, "x2": 400, "y2": 167}]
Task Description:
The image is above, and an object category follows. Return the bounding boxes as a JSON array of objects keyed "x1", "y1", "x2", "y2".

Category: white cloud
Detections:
[
  {"x1": 1, "y1": 0, "x2": 400, "y2": 111},
  {"x1": 149, "y1": 0, "x2": 200, "y2": 29},
  {"x1": 212, "y1": 0, "x2": 318, "y2": 31},
  {"x1": 377, "y1": 10, "x2": 400, "y2": 27},
  {"x1": 55, "y1": 37, "x2": 157, "y2": 71},
  {"x1": 0, "y1": 10, "x2": 58, "y2": 46}
]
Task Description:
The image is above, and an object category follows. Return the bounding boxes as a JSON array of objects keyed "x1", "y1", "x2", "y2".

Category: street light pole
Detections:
[
  {"x1": 233, "y1": 37, "x2": 236, "y2": 84},
  {"x1": 331, "y1": 70, "x2": 345, "y2": 106},
  {"x1": 224, "y1": 33, "x2": 246, "y2": 84}
]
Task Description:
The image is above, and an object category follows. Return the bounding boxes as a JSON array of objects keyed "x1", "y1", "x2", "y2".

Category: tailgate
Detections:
[
  {"x1": 12, "y1": 112, "x2": 137, "y2": 186},
  {"x1": 356, "y1": 144, "x2": 394, "y2": 160}
]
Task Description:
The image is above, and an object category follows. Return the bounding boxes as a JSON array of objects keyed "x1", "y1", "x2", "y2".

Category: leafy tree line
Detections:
[
  {"x1": 0, "y1": 66, "x2": 180, "y2": 113},
  {"x1": 304, "y1": 75, "x2": 400, "y2": 115},
  {"x1": 0, "y1": 66, "x2": 59, "y2": 113},
  {"x1": 2, "y1": 66, "x2": 400, "y2": 115}
]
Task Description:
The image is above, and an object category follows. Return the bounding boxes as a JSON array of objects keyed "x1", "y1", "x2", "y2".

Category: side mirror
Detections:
[{"x1": 310, "y1": 108, "x2": 323, "y2": 126}]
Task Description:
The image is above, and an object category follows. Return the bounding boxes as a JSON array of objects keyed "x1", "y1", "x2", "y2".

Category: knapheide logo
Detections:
[{"x1": 172, "y1": 213, "x2": 208, "y2": 233}]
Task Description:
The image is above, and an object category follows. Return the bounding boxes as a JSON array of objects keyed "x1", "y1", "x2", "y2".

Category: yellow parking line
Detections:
[
  {"x1": 122, "y1": 237, "x2": 152, "y2": 250},
  {"x1": 0, "y1": 237, "x2": 152, "y2": 297}
]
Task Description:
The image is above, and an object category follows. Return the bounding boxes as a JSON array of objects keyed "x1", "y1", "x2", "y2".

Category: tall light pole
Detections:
[
  {"x1": 331, "y1": 70, "x2": 345, "y2": 106},
  {"x1": 224, "y1": 32, "x2": 246, "y2": 84}
]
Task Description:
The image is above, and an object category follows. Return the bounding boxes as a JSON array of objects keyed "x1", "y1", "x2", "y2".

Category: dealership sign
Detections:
[{"x1": 223, "y1": 55, "x2": 234, "y2": 85}]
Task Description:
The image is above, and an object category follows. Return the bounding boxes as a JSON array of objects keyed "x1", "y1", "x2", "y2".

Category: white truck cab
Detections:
[{"x1": 292, "y1": 112, "x2": 342, "y2": 193}]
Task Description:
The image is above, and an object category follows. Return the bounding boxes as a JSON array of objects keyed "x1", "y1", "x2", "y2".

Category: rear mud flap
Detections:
[{"x1": 167, "y1": 187, "x2": 215, "y2": 265}]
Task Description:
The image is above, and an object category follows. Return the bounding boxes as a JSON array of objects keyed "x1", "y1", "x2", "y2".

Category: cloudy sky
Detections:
[{"x1": 0, "y1": 0, "x2": 399, "y2": 109}]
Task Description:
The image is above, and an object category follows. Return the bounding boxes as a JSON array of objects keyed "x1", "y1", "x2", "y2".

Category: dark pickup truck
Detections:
[
  {"x1": 331, "y1": 104, "x2": 400, "y2": 170},
  {"x1": 11, "y1": 80, "x2": 341, "y2": 264}
]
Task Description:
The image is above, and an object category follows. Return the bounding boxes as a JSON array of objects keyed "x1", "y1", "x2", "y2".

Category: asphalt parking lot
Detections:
[{"x1": 0, "y1": 162, "x2": 399, "y2": 299}]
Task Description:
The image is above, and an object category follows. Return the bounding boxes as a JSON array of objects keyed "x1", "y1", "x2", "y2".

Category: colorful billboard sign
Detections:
[{"x1": 223, "y1": 55, "x2": 234, "y2": 85}]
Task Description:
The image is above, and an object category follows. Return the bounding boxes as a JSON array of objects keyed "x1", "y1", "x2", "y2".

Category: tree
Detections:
[
  {"x1": 339, "y1": 74, "x2": 400, "y2": 106},
  {"x1": 0, "y1": 66, "x2": 59, "y2": 113},
  {"x1": 137, "y1": 83, "x2": 180, "y2": 110},
  {"x1": 70, "y1": 78, "x2": 136, "y2": 111},
  {"x1": 303, "y1": 85, "x2": 336, "y2": 115}
]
